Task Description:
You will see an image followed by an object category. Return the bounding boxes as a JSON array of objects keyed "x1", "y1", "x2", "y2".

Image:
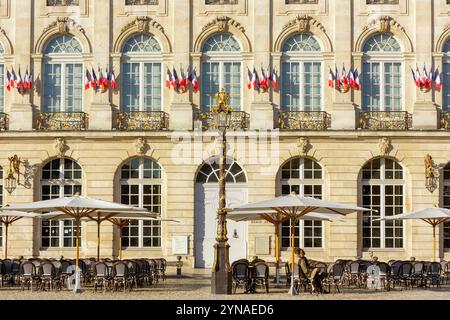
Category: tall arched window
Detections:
[
  {"x1": 121, "y1": 34, "x2": 162, "y2": 112},
  {"x1": 201, "y1": 33, "x2": 242, "y2": 112},
  {"x1": 41, "y1": 158, "x2": 82, "y2": 248},
  {"x1": 120, "y1": 158, "x2": 162, "y2": 248},
  {"x1": 443, "y1": 38, "x2": 450, "y2": 111},
  {"x1": 442, "y1": 164, "x2": 450, "y2": 249},
  {"x1": 362, "y1": 33, "x2": 402, "y2": 112},
  {"x1": 196, "y1": 159, "x2": 247, "y2": 183},
  {"x1": 43, "y1": 35, "x2": 83, "y2": 113},
  {"x1": 0, "y1": 43, "x2": 4, "y2": 113},
  {"x1": 279, "y1": 158, "x2": 324, "y2": 248},
  {"x1": 362, "y1": 158, "x2": 404, "y2": 249},
  {"x1": 281, "y1": 33, "x2": 322, "y2": 112}
]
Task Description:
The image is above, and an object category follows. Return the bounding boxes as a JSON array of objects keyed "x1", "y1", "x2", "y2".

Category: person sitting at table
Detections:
[{"x1": 295, "y1": 248, "x2": 324, "y2": 294}]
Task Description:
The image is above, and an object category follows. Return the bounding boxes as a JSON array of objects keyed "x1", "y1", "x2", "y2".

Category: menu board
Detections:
[{"x1": 172, "y1": 236, "x2": 189, "y2": 255}]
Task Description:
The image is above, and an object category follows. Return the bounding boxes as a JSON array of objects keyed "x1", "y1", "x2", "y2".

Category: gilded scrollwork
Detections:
[
  {"x1": 117, "y1": 111, "x2": 169, "y2": 131},
  {"x1": 195, "y1": 111, "x2": 250, "y2": 131},
  {"x1": 37, "y1": 112, "x2": 88, "y2": 131},
  {"x1": 425, "y1": 154, "x2": 440, "y2": 193},
  {"x1": 359, "y1": 111, "x2": 412, "y2": 131},
  {"x1": 279, "y1": 111, "x2": 330, "y2": 131}
]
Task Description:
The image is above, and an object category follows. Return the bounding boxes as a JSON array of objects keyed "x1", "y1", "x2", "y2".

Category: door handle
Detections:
[{"x1": 233, "y1": 229, "x2": 239, "y2": 239}]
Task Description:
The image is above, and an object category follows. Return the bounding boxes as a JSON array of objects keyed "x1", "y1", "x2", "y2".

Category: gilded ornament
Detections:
[{"x1": 425, "y1": 154, "x2": 440, "y2": 193}]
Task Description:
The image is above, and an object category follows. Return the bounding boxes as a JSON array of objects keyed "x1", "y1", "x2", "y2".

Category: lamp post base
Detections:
[{"x1": 211, "y1": 242, "x2": 232, "y2": 295}]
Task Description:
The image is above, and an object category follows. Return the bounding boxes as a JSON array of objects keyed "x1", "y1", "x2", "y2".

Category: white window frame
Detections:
[
  {"x1": 121, "y1": 52, "x2": 164, "y2": 112},
  {"x1": 281, "y1": 53, "x2": 324, "y2": 112},
  {"x1": 279, "y1": 158, "x2": 325, "y2": 249},
  {"x1": 40, "y1": 158, "x2": 82, "y2": 249},
  {"x1": 201, "y1": 49, "x2": 243, "y2": 112},
  {"x1": 441, "y1": 164, "x2": 450, "y2": 250},
  {"x1": 362, "y1": 51, "x2": 403, "y2": 112},
  {"x1": 120, "y1": 157, "x2": 163, "y2": 249},
  {"x1": 443, "y1": 46, "x2": 450, "y2": 111},
  {"x1": 362, "y1": 158, "x2": 405, "y2": 250},
  {"x1": 43, "y1": 54, "x2": 84, "y2": 113}
]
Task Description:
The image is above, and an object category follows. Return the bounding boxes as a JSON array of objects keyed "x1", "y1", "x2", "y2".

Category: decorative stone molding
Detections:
[
  {"x1": 121, "y1": 16, "x2": 164, "y2": 34},
  {"x1": 297, "y1": 137, "x2": 312, "y2": 155},
  {"x1": 114, "y1": 16, "x2": 171, "y2": 53},
  {"x1": 436, "y1": 25, "x2": 450, "y2": 53},
  {"x1": 0, "y1": 26, "x2": 13, "y2": 54},
  {"x1": 54, "y1": 137, "x2": 69, "y2": 158},
  {"x1": 35, "y1": 17, "x2": 91, "y2": 54},
  {"x1": 356, "y1": 15, "x2": 413, "y2": 52},
  {"x1": 202, "y1": 16, "x2": 245, "y2": 33},
  {"x1": 194, "y1": 16, "x2": 251, "y2": 53},
  {"x1": 378, "y1": 137, "x2": 393, "y2": 156},
  {"x1": 135, "y1": 137, "x2": 150, "y2": 156},
  {"x1": 274, "y1": 14, "x2": 332, "y2": 52}
]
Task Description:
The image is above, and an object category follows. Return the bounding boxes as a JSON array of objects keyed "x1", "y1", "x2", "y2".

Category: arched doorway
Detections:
[{"x1": 194, "y1": 158, "x2": 248, "y2": 268}]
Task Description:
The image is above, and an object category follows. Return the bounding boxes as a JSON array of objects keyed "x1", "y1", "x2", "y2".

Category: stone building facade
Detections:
[{"x1": 1, "y1": 0, "x2": 450, "y2": 269}]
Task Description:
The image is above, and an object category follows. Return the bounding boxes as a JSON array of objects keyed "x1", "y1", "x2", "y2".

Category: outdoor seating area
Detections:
[
  {"x1": 285, "y1": 259, "x2": 450, "y2": 294},
  {"x1": 230, "y1": 257, "x2": 450, "y2": 296},
  {"x1": 0, "y1": 258, "x2": 167, "y2": 292}
]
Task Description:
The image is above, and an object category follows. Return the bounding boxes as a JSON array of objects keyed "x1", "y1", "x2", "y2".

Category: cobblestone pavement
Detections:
[{"x1": 0, "y1": 275, "x2": 449, "y2": 300}]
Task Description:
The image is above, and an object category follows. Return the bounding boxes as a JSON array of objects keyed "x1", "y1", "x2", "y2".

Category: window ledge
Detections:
[
  {"x1": 122, "y1": 247, "x2": 162, "y2": 251},
  {"x1": 363, "y1": 248, "x2": 405, "y2": 252}
]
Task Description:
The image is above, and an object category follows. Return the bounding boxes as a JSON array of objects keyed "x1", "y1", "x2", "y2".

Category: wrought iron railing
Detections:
[
  {"x1": 125, "y1": 0, "x2": 159, "y2": 5},
  {"x1": 359, "y1": 111, "x2": 412, "y2": 130},
  {"x1": 278, "y1": 111, "x2": 331, "y2": 131},
  {"x1": 0, "y1": 113, "x2": 8, "y2": 131},
  {"x1": 36, "y1": 112, "x2": 88, "y2": 131},
  {"x1": 46, "y1": 0, "x2": 79, "y2": 6},
  {"x1": 440, "y1": 111, "x2": 450, "y2": 130},
  {"x1": 117, "y1": 111, "x2": 169, "y2": 131},
  {"x1": 194, "y1": 110, "x2": 250, "y2": 131}
]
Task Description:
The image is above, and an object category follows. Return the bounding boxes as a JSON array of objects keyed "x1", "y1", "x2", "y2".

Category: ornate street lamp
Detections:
[
  {"x1": 211, "y1": 88, "x2": 233, "y2": 295},
  {"x1": 5, "y1": 155, "x2": 22, "y2": 194}
]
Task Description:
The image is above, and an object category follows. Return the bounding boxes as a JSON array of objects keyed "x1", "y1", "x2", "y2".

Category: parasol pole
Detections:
[
  {"x1": 432, "y1": 222, "x2": 437, "y2": 262},
  {"x1": 96, "y1": 214, "x2": 101, "y2": 261},
  {"x1": 119, "y1": 224, "x2": 123, "y2": 260},
  {"x1": 4, "y1": 222, "x2": 8, "y2": 259},
  {"x1": 275, "y1": 221, "x2": 280, "y2": 286}
]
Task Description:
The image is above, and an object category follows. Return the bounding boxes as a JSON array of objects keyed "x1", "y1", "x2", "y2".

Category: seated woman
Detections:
[{"x1": 296, "y1": 248, "x2": 325, "y2": 293}]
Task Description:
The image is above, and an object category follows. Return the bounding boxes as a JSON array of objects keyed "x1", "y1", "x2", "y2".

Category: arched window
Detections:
[
  {"x1": 281, "y1": 33, "x2": 322, "y2": 112},
  {"x1": 443, "y1": 37, "x2": 450, "y2": 111},
  {"x1": 201, "y1": 33, "x2": 242, "y2": 112},
  {"x1": 361, "y1": 158, "x2": 404, "y2": 249},
  {"x1": 0, "y1": 42, "x2": 4, "y2": 113},
  {"x1": 362, "y1": 33, "x2": 402, "y2": 112},
  {"x1": 279, "y1": 158, "x2": 324, "y2": 248},
  {"x1": 196, "y1": 159, "x2": 246, "y2": 183},
  {"x1": 120, "y1": 158, "x2": 162, "y2": 248},
  {"x1": 41, "y1": 158, "x2": 82, "y2": 248},
  {"x1": 43, "y1": 35, "x2": 83, "y2": 113},
  {"x1": 442, "y1": 164, "x2": 450, "y2": 249},
  {"x1": 121, "y1": 34, "x2": 162, "y2": 113}
]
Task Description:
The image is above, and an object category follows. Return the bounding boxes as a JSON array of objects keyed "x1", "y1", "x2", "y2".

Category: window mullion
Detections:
[
  {"x1": 61, "y1": 63, "x2": 65, "y2": 113},
  {"x1": 140, "y1": 63, "x2": 144, "y2": 112},
  {"x1": 299, "y1": 62, "x2": 304, "y2": 111}
]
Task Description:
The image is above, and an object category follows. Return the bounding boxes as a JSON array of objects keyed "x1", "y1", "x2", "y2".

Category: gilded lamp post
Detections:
[{"x1": 211, "y1": 89, "x2": 233, "y2": 295}]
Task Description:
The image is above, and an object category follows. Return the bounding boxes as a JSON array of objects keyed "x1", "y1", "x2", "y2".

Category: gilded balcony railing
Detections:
[
  {"x1": 36, "y1": 112, "x2": 88, "y2": 131},
  {"x1": 117, "y1": 111, "x2": 169, "y2": 131},
  {"x1": 0, "y1": 113, "x2": 8, "y2": 131},
  {"x1": 359, "y1": 111, "x2": 412, "y2": 130},
  {"x1": 440, "y1": 112, "x2": 450, "y2": 130},
  {"x1": 278, "y1": 111, "x2": 331, "y2": 131},
  {"x1": 194, "y1": 110, "x2": 250, "y2": 130}
]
